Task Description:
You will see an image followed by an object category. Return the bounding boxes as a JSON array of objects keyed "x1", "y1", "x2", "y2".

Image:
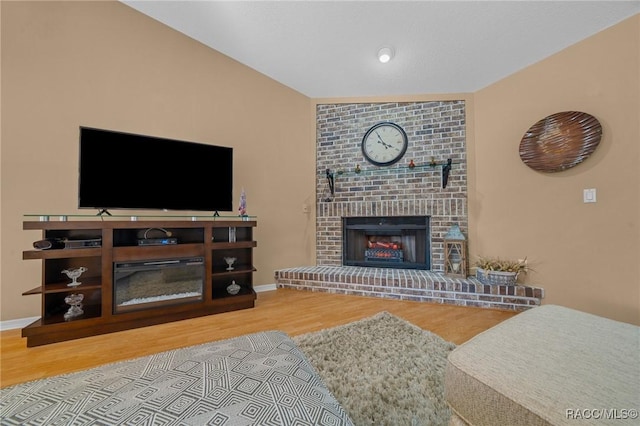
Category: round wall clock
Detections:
[{"x1": 361, "y1": 122, "x2": 408, "y2": 166}]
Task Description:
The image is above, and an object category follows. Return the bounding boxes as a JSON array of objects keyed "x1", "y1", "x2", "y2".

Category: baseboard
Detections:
[
  {"x1": 0, "y1": 316, "x2": 40, "y2": 331},
  {"x1": 254, "y1": 284, "x2": 277, "y2": 293},
  {"x1": 1, "y1": 286, "x2": 277, "y2": 331}
]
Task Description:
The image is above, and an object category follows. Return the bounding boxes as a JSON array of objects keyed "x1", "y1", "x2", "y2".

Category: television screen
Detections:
[{"x1": 78, "y1": 127, "x2": 233, "y2": 213}]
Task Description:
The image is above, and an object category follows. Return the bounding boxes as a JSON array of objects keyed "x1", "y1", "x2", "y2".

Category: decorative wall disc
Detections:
[{"x1": 519, "y1": 111, "x2": 602, "y2": 172}]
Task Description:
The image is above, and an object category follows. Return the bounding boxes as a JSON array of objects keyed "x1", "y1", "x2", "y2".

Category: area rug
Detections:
[
  {"x1": 1, "y1": 313, "x2": 454, "y2": 426},
  {"x1": 293, "y1": 312, "x2": 456, "y2": 426},
  {"x1": 0, "y1": 331, "x2": 352, "y2": 425}
]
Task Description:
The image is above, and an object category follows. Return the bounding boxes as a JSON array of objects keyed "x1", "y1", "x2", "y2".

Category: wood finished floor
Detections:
[{"x1": 0, "y1": 288, "x2": 518, "y2": 388}]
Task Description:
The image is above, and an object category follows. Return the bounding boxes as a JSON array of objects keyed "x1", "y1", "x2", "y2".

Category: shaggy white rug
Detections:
[{"x1": 293, "y1": 312, "x2": 456, "y2": 426}]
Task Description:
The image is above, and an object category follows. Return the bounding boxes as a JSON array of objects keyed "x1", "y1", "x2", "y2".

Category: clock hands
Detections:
[
  {"x1": 375, "y1": 132, "x2": 391, "y2": 149},
  {"x1": 375, "y1": 132, "x2": 400, "y2": 151}
]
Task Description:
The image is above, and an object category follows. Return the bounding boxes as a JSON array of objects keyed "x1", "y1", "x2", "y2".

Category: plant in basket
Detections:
[{"x1": 474, "y1": 257, "x2": 529, "y2": 285}]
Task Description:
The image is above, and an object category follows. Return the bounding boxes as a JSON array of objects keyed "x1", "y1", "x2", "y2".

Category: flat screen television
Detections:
[{"x1": 78, "y1": 127, "x2": 233, "y2": 213}]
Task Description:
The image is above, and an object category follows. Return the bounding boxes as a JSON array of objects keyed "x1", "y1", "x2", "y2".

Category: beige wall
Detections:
[
  {"x1": 1, "y1": 1, "x2": 315, "y2": 321},
  {"x1": 2, "y1": 2, "x2": 638, "y2": 325},
  {"x1": 471, "y1": 15, "x2": 639, "y2": 324}
]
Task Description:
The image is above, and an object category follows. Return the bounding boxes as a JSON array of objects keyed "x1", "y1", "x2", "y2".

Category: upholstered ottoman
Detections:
[{"x1": 445, "y1": 305, "x2": 640, "y2": 425}]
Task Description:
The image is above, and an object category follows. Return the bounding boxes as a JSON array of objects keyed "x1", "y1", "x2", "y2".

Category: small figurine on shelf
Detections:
[
  {"x1": 238, "y1": 188, "x2": 248, "y2": 220},
  {"x1": 430, "y1": 156, "x2": 437, "y2": 167},
  {"x1": 355, "y1": 164, "x2": 361, "y2": 173},
  {"x1": 408, "y1": 159, "x2": 416, "y2": 169}
]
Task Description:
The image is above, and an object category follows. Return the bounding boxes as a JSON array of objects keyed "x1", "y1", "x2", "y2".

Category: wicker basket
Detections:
[{"x1": 476, "y1": 268, "x2": 518, "y2": 285}]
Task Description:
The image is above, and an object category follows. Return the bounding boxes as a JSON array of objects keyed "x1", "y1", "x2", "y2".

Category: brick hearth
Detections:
[{"x1": 275, "y1": 266, "x2": 544, "y2": 311}]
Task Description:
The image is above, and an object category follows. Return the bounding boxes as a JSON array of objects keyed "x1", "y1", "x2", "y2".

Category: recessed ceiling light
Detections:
[{"x1": 378, "y1": 47, "x2": 394, "y2": 63}]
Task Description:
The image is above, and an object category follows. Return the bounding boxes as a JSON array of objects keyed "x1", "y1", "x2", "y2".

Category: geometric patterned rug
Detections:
[{"x1": 0, "y1": 331, "x2": 353, "y2": 425}]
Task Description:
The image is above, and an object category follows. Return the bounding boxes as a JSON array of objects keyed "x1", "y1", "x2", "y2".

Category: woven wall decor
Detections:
[{"x1": 519, "y1": 111, "x2": 602, "y2": 172}]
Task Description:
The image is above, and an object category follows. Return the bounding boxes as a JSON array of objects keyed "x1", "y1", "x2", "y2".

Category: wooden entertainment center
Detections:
[{"x1": 21, "y1": 217, "x2": 257, "y2": 347}]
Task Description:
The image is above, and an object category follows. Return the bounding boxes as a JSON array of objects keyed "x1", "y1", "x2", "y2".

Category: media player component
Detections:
[
  {"x1": 63, "y1": 239, "x2": 102, "y2": 249},
  {"x1": 137, "y1": 238, "x2": 178, "y2": 246}
]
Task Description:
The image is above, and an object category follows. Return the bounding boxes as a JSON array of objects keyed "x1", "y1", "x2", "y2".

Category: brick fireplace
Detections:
[
  {"x1": 316, "y1": 101, "x2": 467, "y2": 271},
  {"x1": 275, "y1": 100, "x2": 543, "y2": 311}
]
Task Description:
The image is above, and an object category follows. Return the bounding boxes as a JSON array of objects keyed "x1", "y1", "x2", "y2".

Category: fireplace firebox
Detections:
[
  {"x1": 113, "y1": 257, "x2": 204, "y2": 313},
  {"x1": 342, "y1": 216, "x2": 430, "y2": 270}
]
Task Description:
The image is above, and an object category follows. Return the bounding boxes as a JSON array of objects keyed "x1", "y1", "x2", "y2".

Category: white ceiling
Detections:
[{"x1": 122, "y1": 1, "x2": 640, "y2": 98}]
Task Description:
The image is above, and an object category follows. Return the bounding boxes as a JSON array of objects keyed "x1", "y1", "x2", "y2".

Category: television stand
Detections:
[{"x1": 21, "y1": 218, "x2": 257, "y2": 346}]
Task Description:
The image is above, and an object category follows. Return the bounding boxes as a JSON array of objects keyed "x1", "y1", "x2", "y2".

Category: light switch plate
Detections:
[{"x1": 583, "y1": 188, "x2": 597, "y2": 203}]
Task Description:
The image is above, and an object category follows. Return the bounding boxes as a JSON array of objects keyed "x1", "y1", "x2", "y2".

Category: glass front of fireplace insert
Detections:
[{"x1": 113, "y1": 257, "x2": 204, "y2": 314}]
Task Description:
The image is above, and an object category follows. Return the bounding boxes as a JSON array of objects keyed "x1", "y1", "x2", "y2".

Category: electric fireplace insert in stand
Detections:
[{"x1": 113, "y1": 257, "x2": 204, "y2": 313}]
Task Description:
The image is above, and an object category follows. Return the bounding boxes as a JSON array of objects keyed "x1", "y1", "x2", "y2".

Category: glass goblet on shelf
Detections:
[{"x1": 223, "y1": 257, "x2": 237, "y2": 271}]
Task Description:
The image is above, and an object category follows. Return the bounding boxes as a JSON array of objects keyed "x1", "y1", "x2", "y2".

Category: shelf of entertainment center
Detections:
[
  {"x1": 212, "y1": 287, "x2": 255, "y2": 301},
  {"x1": 23, "y1": 247, "x2": 102, "y2": 260},
  {"x1": 211, "y1": 241, "x2": 257, "y2": 249},
  {"x1": 112, "y1": 244, "x2": 204, "y2": 261},
  {"x1": 34, "y1": 304, "x2": 103, "y2": 327},
  {"x1": 23, "y1": 278, "x2": 103, "y2": 296},
  {"x1": 21, "y1": 218, "x2": 257, "y2": 346},
  {"x1": 212, "y1": 266, "x2": 257, "y2": 277},
  {"x1": 24, "y1": 214, "x2": 257, "y2": 221}
]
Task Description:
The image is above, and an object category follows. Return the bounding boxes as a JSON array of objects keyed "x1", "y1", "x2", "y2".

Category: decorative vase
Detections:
[
  {"x1": 226, "y1": 280, "x2": 241, "y2": 295},
  {"x1": 64, "y1": 293, "x2": 84, "y2": 320}
]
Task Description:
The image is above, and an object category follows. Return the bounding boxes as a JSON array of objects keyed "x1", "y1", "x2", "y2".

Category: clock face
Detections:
[{"x1": 361, "y1": 122, "x2": 408, "y2": 166}]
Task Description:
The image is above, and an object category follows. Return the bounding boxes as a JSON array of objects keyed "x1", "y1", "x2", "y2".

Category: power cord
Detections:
[{"x1": 143, "y1": 228, "x2": 172, "y2": 239}]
